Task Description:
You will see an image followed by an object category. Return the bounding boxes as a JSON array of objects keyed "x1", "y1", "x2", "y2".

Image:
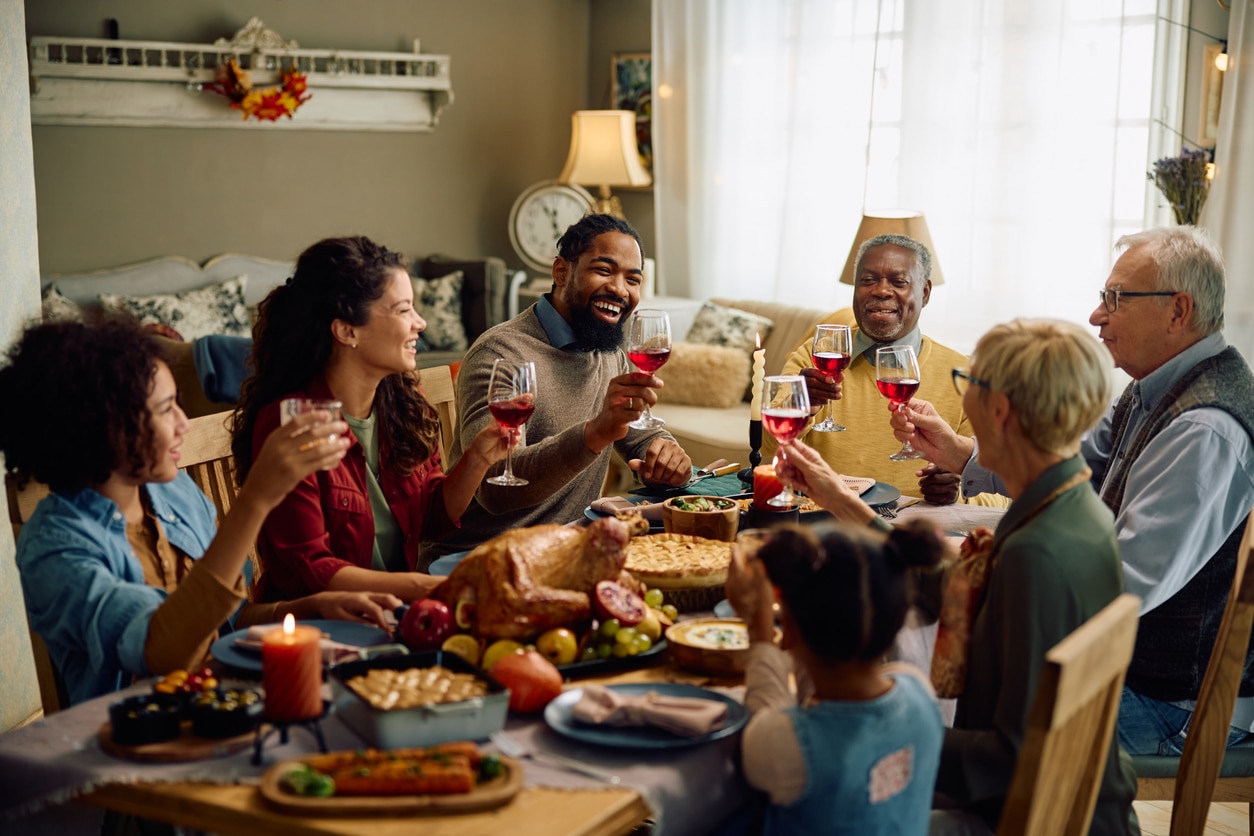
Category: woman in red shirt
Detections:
[{"x1": 232, "y1": 236, "x2": 512, "y2": 603}]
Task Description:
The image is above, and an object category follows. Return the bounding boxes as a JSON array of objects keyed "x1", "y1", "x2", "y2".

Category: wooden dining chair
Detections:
[
  {"x1": 420, "y1": 364, "x2": 457, "y2": 470},
  {"x1": 1132, "y1": 505, "x2": 1254, "y2": 834},
  {"x1": 997, "y1": 593, "x2": 1141, "y2": 836}
]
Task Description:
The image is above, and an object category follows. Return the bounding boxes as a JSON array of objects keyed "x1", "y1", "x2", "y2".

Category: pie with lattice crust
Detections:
[{"x1": 625, "y1": 533, "x2": 732, "y2": 589}]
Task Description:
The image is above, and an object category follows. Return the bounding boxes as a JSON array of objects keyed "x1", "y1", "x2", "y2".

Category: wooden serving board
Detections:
[
  {"x1": 258, "y1": 754, "x2": 524, "y2": 816},
  {"x1": 97, "y1": 722, "x2": 257, "y2": 763}
]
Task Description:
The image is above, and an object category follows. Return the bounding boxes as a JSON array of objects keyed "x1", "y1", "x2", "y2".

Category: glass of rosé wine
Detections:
[
  {"x1": 875, "y1": 345, "x2": 925, "y2": 461},
  {"x1": 810, "y1": 324, "x2": 852, "y2": 432},
  {"x1": 486, "y1": 358, "x2": 537, "y2": 486},
  {"x1": 626, "y1": 309, "x2": 671, "y2": 430},
  {"x1": 762, "y1": 375, "x2": 811, "y2": 508}
]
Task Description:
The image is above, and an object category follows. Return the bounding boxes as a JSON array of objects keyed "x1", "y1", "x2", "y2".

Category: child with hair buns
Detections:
[{"x1": 725, "y1": 521, "x2": 945, "y2": 835}]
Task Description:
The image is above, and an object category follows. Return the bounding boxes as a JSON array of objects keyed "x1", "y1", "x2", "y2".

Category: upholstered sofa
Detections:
[
  {"x1": 645, "y1": 296, "x2": 833, "y2": 471},
  {"x1": 40, "y1": 253, "x2": 521, "y2": 418}
]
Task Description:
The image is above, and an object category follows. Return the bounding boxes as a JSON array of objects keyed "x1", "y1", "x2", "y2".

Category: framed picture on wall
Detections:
[
  {"x1": 1199, "y1": 43, "x2": 1226, "y2": 147},
  {"x1": 612, "y1": 52, "x2": 652, "y2": 176}
]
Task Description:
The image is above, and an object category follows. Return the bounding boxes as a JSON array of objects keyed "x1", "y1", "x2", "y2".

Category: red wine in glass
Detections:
[
  {"x1": 762, "y1": 408, "x2": 809, "y2": 441},
  {"x1": 489, "y1": 395, "x2": 535, "y2": 430},
  {"x1": 627, "y1": 347, "x2": 671, "y2": 374},
  {"x1": 875, "y1": 379, "x2": 919, "y2": 405},
  {"x1": 811, "y1": 325, "x2": 852, "y2": 432},
  {"x1": 875, "y1": 345, "x2": 925, "y2": 461},
  {"x1": 812, "y1": 352, "x2": 852, "y2": 376}
]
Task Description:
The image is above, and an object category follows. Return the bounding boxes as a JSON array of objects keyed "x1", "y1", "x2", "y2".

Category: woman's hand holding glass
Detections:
[
  {"x1": 248, "y1": 411, "x2": 350, "y2": 508},
  {"x1": 486, "y1": 359, "x2": 536, "y2": 487},
  {"x1": 762, "y1": 375, "x2": 811, "y2": 507},
  {"x1": 774, "y1": 438, "x2": 875, "y2": 526}
]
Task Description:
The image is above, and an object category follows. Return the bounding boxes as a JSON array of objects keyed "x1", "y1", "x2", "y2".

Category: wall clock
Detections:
[{"x1": 508, "y1": 180, "x2": 596, "y2": 274}]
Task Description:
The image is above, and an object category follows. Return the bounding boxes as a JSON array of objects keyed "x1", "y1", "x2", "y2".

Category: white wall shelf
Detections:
[{"x1": 28, "y1": 18, "x2": 453, "y2": 132}]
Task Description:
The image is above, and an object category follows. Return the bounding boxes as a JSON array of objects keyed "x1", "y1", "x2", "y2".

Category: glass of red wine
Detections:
[
  {"x1": 810, "y1": 324, "x2": 852, "y2": 433},
  {"x1": 486, "y1": 358, "x2": 536, "y2": 486},
  {"x1": 875, "y1": 345, "x2": 925, "y2": 461},
  {"x1": 626, "y1": 309, "x2": 671, "y2": 430},
  {"x1": 762, "y1": 375, "x2": 811, "y2": 507}
]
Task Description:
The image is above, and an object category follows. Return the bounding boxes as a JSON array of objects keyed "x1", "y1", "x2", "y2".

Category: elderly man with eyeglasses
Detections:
[{"x1": 894, "y1": 225, "x2": 1254, "y2": 759}]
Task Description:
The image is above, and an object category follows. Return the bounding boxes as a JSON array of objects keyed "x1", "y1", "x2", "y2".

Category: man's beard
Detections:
[{"x1": 569, "y1": 301, "x2": 628, "y2": 352}]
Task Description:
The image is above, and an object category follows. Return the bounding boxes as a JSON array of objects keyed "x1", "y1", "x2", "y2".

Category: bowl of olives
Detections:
[{"x1": 188, "y1": 687, "x2": 263, "y2": 739}]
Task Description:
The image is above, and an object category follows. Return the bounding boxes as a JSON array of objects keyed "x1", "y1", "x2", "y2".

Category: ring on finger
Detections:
[{"x1": 298, "y1": 440, "x2": 321, "y2": 453}]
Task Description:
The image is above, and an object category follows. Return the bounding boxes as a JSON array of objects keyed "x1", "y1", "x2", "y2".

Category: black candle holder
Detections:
[
  {"x1": 252, "y1": 700, "x2": 331, "y2": 765},
  {"x1": 748, "y1": 418, "x2": 763, "y2": 469}
]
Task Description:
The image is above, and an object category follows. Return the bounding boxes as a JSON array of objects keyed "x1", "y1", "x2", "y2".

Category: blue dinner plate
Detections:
[
  {"x1": 713, "y1": 599, "x2": 737, "y2": 619},
  {"x1": 860, "y1": 481, "x2": 902, "y2": 508},
  {"x1": 427, "y1": 550, "x2": 470, "y2": 577},
  {"x1": 210, "y1": 619, "x2": 391, "y2": 673},
  {"x1": 544, "y1": 682, "x2": 748, "y2": 749}
]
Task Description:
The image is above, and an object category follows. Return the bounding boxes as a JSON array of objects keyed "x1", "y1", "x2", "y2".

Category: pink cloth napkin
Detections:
[
  {"x1": 571, "y1": 685, "x2": 729, "y2": 737},
  {"x1": 234, "y1": 625, "x2": 366, "y2": 665},
  {"x1": 589, "y1": 496, "x2": 666, "y2": 521}
]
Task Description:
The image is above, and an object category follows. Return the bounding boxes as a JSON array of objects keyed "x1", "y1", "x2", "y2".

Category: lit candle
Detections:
[
  {"x1": 262, "y1": 613, "x2": 323, "y2": 722},
  {"x1": 749, "y1": 333, "x2": 765, "y2": 421},
  {"x1": 753, "y1": 464, "x2": 784, "y2": 507}
]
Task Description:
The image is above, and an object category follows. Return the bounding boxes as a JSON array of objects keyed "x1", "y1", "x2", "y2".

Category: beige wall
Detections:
[
  {"x1": 26, "y1": 0, "x2": 596, "y2": 274},
  {"x1": 1, "y1": 0, "x2": 43, "y2": 731}
]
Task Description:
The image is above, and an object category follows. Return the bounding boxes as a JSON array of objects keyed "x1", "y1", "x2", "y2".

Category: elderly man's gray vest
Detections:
[{"x1": 1094, "y1": 346, "x2": 1254, "y2": 702}]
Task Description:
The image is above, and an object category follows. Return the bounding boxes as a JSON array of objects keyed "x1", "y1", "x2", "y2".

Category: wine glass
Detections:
[
  {"x1": 810, "y1": 324, "x2": 852, "y2": 432},
  {"x1": 875, "y1": 345, "x2": 924, "y2": 461},
  {"x1": 762, "y1": 375, "x2": 811, "y2": 508},
  {"x1": 486, "y1": 359, "x2": 536, "y2": 486},
  {"x1": 626, "y1": 309, "x2": 671, "y2": 430}
]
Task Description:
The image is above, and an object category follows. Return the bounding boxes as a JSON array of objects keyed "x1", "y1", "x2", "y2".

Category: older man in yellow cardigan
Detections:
[{"x1": 764, "y1": 234, "x2": 979, "y2": 504}]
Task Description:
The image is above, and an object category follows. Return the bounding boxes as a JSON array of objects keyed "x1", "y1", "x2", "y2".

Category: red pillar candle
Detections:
[
  {"x1": 753, "y1": 464, "x2": 784, "y2": 507},
  {"x1": 262, "y1": 614, "x2": 323, "y2": 721}
]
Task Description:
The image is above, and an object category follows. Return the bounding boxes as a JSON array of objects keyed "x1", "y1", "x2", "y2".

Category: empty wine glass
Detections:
[
  {"x1": 486, "y1": 359, "x2": 536, "y2": 486},
  {"x1": 762, "y1": 375, "x2": 811, "y2": 508},
  {"x1": 875, "y1": 345, "x2": 924, "y2": 461},
  {"x1": 810, "y1": 324, "x2": 852, "y2": 432},
  {"x1": 626, "y1": 309, "x2": 671, "y2": 430}
]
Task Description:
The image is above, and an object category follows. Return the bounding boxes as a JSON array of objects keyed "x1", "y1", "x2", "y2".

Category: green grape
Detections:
[
  {"x1": 612, "y1": 642, "x2": 632, "y2": 658},
  {"x1": 598, "y1": 618, "x2": 621, "y2": 640},
  {"x1": 660, "y1": 604, "x2": 679, "y2": 621},
  {"x1": 644, "y1": 588, "x2": 665, "y2": 608},
  {"x1": 633, "y1": 634, "x2": 653, "y2": 653},
  {"x1": 615, "y1": 627, "x2": 639, "y2": 646},
  {"x1": 580, "y1": 646, "x2": 598, "y2": 662},
  {"x1": 595, "y1": 642, "x2": 614, "y2": 659}
]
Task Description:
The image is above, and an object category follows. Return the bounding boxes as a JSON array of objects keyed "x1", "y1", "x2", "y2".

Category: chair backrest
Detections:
[
  {"x1": 1160, "y1": 506, "x2": 1254, "y2": 834},
  {"x1": 998, "y1": 593, "x2": 1141, "y2": 836},
  {"x1": 6, "y1": 412, "x2": 248, "y2": 716},
  {"x1": 420, "y1": 365, "x2": 457, "y2": 470}
]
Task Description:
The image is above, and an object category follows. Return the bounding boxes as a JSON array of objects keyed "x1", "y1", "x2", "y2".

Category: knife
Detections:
[{"x1": 689, "y1": 461, "x2": 741, "y2": 484}]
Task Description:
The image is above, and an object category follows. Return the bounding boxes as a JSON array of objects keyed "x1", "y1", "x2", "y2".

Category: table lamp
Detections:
[
  {"x1": 557, "y1": 110, "x2": 652, "y2": 218},
  {"x1": 839, "y1": 210, "x2": 945, "y2": 285}
]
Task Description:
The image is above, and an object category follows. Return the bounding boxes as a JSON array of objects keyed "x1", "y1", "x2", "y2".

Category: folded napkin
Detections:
[
  {"x1": 234, "y1": 624, "x2": 365, "y2": 665},
  {"x1": 590, "y1": 496, "x2": 665, "y2": 520},
  {"x1": 571, "y1": 685, "x2": 729, "y2": 738},
  {"x1": 844, "y1": 476, "x2": 876, "y2": 495}
]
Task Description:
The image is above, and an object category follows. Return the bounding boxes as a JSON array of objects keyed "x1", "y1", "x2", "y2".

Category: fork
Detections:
[
  {"x1": 877, "y1": 503, "x2": 898, "y2": 520},
  {"x1": 490, "y1": 730, "x2": 622, "y2": 784}
]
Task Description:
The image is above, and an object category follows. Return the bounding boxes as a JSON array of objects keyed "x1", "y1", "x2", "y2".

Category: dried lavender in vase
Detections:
[{"x1": 1148, "y1": 148, "x2": 1210, "y2": 226}]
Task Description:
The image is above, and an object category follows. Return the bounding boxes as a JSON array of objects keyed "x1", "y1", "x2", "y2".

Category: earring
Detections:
[{"x1": 351, "y1": 343, "x2": 358, "y2": 349}]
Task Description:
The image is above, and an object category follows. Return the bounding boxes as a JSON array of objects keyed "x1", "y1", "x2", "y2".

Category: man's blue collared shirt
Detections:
[
  {"x1": 17, "y1": 472, "x2": 218, "y2": 705},
  {"x1": 534, "y1": 293, "x2": 580, "y2": 350}
]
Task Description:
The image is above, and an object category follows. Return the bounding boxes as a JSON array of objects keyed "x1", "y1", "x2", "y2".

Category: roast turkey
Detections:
[{"x1": 431, "y1": 514, "x2": 646, "y2": 640}]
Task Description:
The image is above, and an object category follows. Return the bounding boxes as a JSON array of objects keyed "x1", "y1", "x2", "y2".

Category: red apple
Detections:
[{"x1": 398, "y1": 599, "x2": 455, "y2": 651}]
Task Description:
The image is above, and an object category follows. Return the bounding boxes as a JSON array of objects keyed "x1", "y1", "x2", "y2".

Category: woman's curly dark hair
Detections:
[
  {"x1": 231, "y1": 235, "x2": 441, "y2": 480},
  {"x1": 0, "y1": 314, "x2": 165, "y2": 493},
  {"x1": 758, "y1": 521, "x2": 945, "y2": 663}
]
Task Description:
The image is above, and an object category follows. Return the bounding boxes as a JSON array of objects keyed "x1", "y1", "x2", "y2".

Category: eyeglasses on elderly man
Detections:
[{"x1": 1097, "y1": 288, "x2": 1180, "y2": 314}]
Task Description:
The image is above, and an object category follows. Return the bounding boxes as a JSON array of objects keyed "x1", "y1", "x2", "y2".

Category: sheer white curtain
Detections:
[
  {"x1": 1206, "y1": 0, "x2": 1254, "y2": 361},
  {"x1": 654, "y1": 0, "x2": 1159, "y2": 354}
]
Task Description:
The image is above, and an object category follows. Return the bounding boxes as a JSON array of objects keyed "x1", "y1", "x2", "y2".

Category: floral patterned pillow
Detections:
[
  {"x1": 99, "y1": 276, "x2": 251, "y2": 340},
  {"x1": 412, "y1": 270, "x2": 468, "y2": 352},
  {"x1": 41, "y1": 284, "x2": 83, "y2": 322},
  {"x1": 684, "y1": 302, "x2": 775, "y2": 353}
]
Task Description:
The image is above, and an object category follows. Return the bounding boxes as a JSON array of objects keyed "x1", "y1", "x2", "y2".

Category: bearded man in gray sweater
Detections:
[{"x1": 421, "y1": 214, "x2": 691, "y2": 566}]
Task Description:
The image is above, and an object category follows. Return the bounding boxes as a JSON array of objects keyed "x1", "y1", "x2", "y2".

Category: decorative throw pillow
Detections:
[
  {"x1": 684, "y1": 302, "x2": 775, "y2": 354},
  {"x1": 41, "y1": 284, "x2": 83, "y2": 322},
  {"x1": 99, "y1": 276, "x2": 250, "y2": 340},
  {"x1": 655, "y1": 343, "x2": 750, "y2": 409},
  {"x1": 412, "y1": 270, "x2": 468, "y2": 352}
]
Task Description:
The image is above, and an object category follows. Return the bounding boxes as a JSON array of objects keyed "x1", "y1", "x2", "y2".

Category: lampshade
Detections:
[
  {"x1": 558, "y1": 110, "x2": 651, "y2": 217},
  {"x1": 838, "y1": 210, "x2": 944, "y2": 286}
]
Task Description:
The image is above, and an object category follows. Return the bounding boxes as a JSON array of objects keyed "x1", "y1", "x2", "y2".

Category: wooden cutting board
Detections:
[
  {"x1": 97, "y1": 721, "x2": 257, "y2": 763},
  {"x1": 258, "y1": 754, "x2": 524, "y2": 816}
]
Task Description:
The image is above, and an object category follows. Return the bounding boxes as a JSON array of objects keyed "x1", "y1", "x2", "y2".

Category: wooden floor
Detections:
[{"x1": 1135, "y1": 801, "x2": 1250, "y2": 835}]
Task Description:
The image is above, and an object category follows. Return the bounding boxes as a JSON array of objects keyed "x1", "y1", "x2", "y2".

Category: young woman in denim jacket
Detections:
[{"x1": 0, "y1": 316, "x2": 400, "y2": 705}]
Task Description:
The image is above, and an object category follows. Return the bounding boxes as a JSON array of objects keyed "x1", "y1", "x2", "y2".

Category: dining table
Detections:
[{"x1": 0, "y1": 496, "x2": 1005, "y2": 836}]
